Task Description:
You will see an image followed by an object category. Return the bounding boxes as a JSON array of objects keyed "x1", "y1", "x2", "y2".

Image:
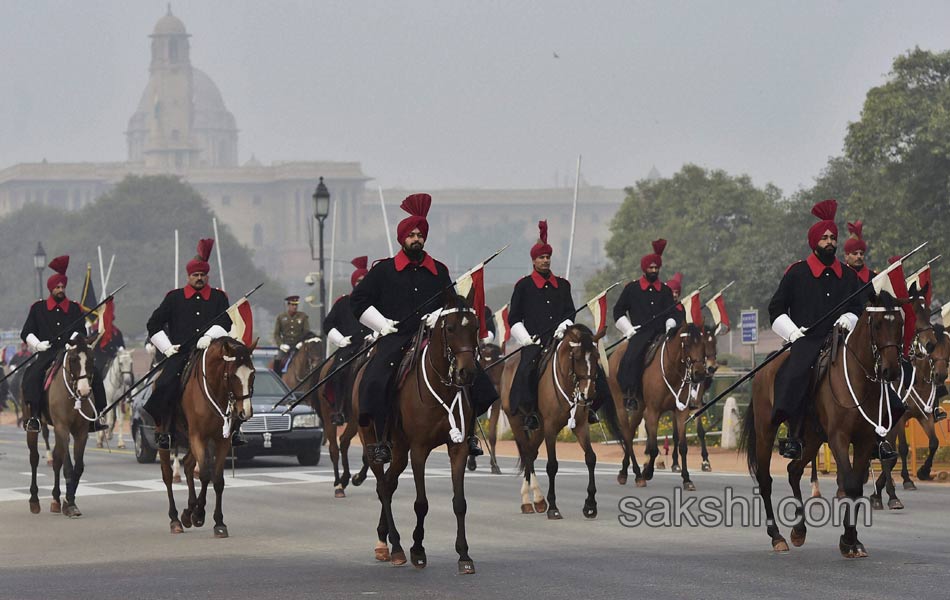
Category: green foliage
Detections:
[{"x1": 0, "y1": 175, "x2": 286, "y2": 337}]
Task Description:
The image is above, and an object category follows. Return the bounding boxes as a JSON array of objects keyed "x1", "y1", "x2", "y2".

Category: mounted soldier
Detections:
[
  {"x1": 89, "y1": 321, "x2": 125, "y2": 374},
  {"x1": 323, "y1": 256, "x2": 373, "y2": 425},
  {"x1": 350, "y1": 193, "x2": 497, "y2": 464},
  {"x1": 20, "y1": 255, "x2": 108, "y2": 433},
  {"x1": 145, "y1": 238, "x2": 241, "y2": 450},
  {"x1": 507, "y1": 220, "x2": 576, "y2": 431},
  {"x1": 766, "y1": 199, "x2": 887, "y2": 460},
  {"x1": 613, "y1": 239, "x2": 682, "y2": 409},
  {"x1": 273, "y1": 295, "x2": 311, "y2": 371}
]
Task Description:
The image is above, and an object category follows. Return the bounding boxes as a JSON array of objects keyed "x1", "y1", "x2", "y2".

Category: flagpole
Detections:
[
  {"x1": 174, "y1": 229, "x2": 180, "y2": 287},
  {"x1": 212, "y1": 218, "x2": 225, "y2": 292},
  {"x1": 603, "y1": 282, "x2": 711, "y2": 353},
  {"x1": 378, "y1": 186, "x2": 395, "y2": 257},
  {"x1": 97, "y1": 246, "x2": 107, "y2": 293},
  {"x1": 104, "y1": 254, "x2": 115, "y2": 291},
  {"x1": 565, "y1": 154, "x2": 581, "y2": 280},
  {"x1": 326, "y1": 188, "x2": 340, "y2": 357}
]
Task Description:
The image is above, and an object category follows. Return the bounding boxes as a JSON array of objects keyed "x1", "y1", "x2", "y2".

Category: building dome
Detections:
[{"x1": 152, "y1": 7, "x2": 187, "y2": 36}]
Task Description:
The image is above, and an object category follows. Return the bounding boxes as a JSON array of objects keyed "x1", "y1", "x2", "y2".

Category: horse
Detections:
[
  {"x1": 467, "y1": 341, "x2": 504, "y2": 474},
  {"x1": 741, "y1": 291, "x2": 911, "y2": 557},
  {"x1": 280, "y1": 334, "x2": 324, "y2": 389},
  {"x1": 25, "y1": 335, "x2": 100, "y2": 516},
  {"x1": 672, "y1": 324, "x2": 719, "y2": 473},
  {"x1": 159, "y1": 337, "x2": 256, "y2": 538},
  {"x1": 313, "y1": 339, "x2": 370, "y2": 498},
  {"x1": 96, "y1": 348, "x2": 135, "y2": 449},
  {"x1": 500, "y1": 324, "x2": 604, "y2": 519},
  {"x1": 353, "y1": 289, "x2": 480, "y2": 573},
  {"x1": 603, "y1": 322, "x2": 708, "y2": 489}
]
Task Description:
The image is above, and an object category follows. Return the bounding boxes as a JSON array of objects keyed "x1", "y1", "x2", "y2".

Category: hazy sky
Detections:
[{"x1": 3, "y1": 1, "x2": 950, "y2": 194}]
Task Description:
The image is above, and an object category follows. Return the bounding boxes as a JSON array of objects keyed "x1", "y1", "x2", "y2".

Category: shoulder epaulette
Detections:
[{"x1": 784, "y1": 260, "x2": 804, "y2": 276}]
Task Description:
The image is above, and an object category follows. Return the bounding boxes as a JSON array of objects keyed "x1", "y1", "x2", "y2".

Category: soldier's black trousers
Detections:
[
  {"x1": 22, "y1": 349, "x2": 106, "y2": 417},
  {"x1": 144, "y1": 351, "x2": 190, "y2": 426},
  {"x1": 509, "y1": 344, "x2": 542, "y2": 415},
  {"x1": 617, "y1": 331, "x2": 655, "y2": 398},
  {"x1": 358, "y1": 333, "x2": 498, "y2": 439},
  {"x1": 771, "y1": 335, "x2": 825, "y2": 426}
]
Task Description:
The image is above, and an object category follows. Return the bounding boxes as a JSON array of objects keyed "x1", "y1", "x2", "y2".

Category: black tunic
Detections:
[
  {"x1": 507, "y1": 271, "x2": 576, "y2": 344},
  {"x1": 324, "y1": 295, "x2": 370, "y2": 339},
  {"x1": 613, "y1": 277, "x2": 681, "y2": 340},
  {"x1": 146, "y1": 287, "x2": 232, "y2": 352},
  {"x1": 21, "y1": 298, "x2": 86, "y2": 349},
  {"x1": 350, "y1": 251, "x2": 452, "y2": 333}
]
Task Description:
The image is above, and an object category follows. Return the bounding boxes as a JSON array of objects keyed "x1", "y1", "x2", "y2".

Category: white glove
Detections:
[
  {"x1": 481, "y1": 330, "x2": 495, "y2": 345},
  {"x1": 835, "y1": 313, "x2": 858, "y2": 332},
  {"x1": 150, "y1": 330, "x2": 175, "y2": 355},
  {"x1": 197, "y1": 335, "x2": 213, "y2": 350},
  {"x1": 510, "y1": 322, "x2": 538, "y2": 347},
  {"x1": 26, "y1": 333, "x2": 51, "y2": 353},
  {"x1": 279, "y1": 344, "x2": 291, "y2": 352},
  {"x1": 205, "y1": 324, "x2": 228, "y2": 340},
  {"x1": 328, "y1": 328, "x2": 351, "y2": 348},
  {"x1": 359, "y1": 306, "x2": 399, "y2": 336},
  {"x1": 665, "y1": 318, "x2": 677, "y2": 333},
  {"x1": 772, "y1": 313, "x2": 805, "y2": 343},
  {"x1": 423, "y1": 310, "x2": 442, "y2": 329},
  {"x1": 615, "y1": 316, "x2": 639, "y2": 339},
  {"x1": 788, "y1": 328, "x2": 806, "y2": 343},
  {"x1": 164, "y1": 345, "x2": 181, "y2": 357},
  {"x1": 364, "y1": 332, "x2": 378, "y2": 343},
  {"x1": 554, "y1": 319, "x2": 573, "y2": 339}
]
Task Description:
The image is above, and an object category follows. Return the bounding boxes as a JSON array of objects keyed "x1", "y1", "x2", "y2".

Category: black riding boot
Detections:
[
  {"x1": 25, "y1": 416, "x2": 40, "y2": 433},
  {"x1": 468, "y1": 436, "x2": 484, "y2": 457},
  {"x1": 778, "y1": 418, "x2": 803, "y2": 460}
]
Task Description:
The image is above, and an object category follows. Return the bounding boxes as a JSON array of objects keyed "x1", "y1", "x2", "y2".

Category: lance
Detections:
[
  {"x1": 601, "y1": 282, "x2": 711, "y2": 354},
  {"x1": 484, "y1": 281, "x2": 623, "y2": 372},
  {"x1": 0, "y1": 283, "x2": 128, "y2": 386},
  {"x1": 268, "y1": 346, "x2": 341, "y2": 410},
  {"x1": 687, "y1": 241, "x2": 928, "y2": 424},
  {"x1": 277, "y1": 246, "x2": 510, "y2": 414},
  {"x1": 102, "y1": 282, "x2": 265, "y2": 416}
]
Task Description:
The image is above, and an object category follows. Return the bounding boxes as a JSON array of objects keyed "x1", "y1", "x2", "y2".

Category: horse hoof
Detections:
[
  {"x1": 467, "y1": 456, "x2": 477, "y2": 472},
  {"x1": 617, "y1": 473, "x2": 628, "y2": 485},
  {"x1": 458, "y1": 560, "x2": 475, "y2": 575},
  {"x1": 50, "y1": 500, "x2": 61, "y2": 513},
  {"x1": 117, "y1": 442, "x2": 126, "y2": 449},
  {"x1": 534, "y1": 499, "x2": 548, "y2": 513},
  {"x1": 410, "y1": 548, "x2": 427, "y2": 569},
  {"x1": 643, "y1": 467, "x2": 654, "y2": 481},
  {"x1": 46, "y1": 459, "x2": 53, "y2": 467},
  {"x1": 173, "y1": 474, "x2": 182, "y2": 484},
  {"x1": 374, "y1": 546, "x2": 390, "y2": 562},
  {"x1": 334, "y1": 487, "x2": 346, "y2": 499},
  {"x1": 839, "y1": 538, "x2": 869, "y2": 558},
  {"x1": 170, "y1": 521, "x2": 184, "y2": 534},
  {"x1": 888, "y1": 498, "x2": 904, "y2": 510},
  {"x1": 772, "y1": 538, "x2": 790, "y2": 553},
  {"x1": 180, "y1": 510, "x2": 193, "y2": 529},
  {"x1": 671, "y1": 464, "x2": 680, "y2": 473},
  {"x1": 96, "y1": 441, "x2": 103, "y2": 449},
  {"x1": 701, "y1": 461, "x2": 712, "y2": 472},
  {"x1": 63, "y1": 504, "x2": 81, "y2": 518},
  {"x1": 193, "y1": 516, "x2": 205, "y2": 528},
  {"x1": 391, "y1": 551, "x2": 407, "y2": 566},
  {"x1": 917, "y1": 469, "x2": 933, "y2": 481},
  {"x1": 213, "y1": 525, "x2": 229, "y2": 539},
  {"x1": 869, "y1": 495, "x2": 884, "y2": 511},
  {"x1": 790, "y1": 527, "x2": 806, "y2": 547},
  {"x1": 29, "y1": 501, "x2": 40, "y2": 515},
  {"x1": 903, "y1": 480, "x2": 917, "y2": 491},
  {"x1": 547, "y1": 508, "x2": 562, "y2": 520},
  {"x1": 520, "y1": 503, "x2": 535, "y2": 514},
  {"x1": 683, "y1": 481, "x2": 696, "y2": 492},
  {"x1": 635, "y1": 478, "x2": 647, "y2": 488},
  {"x1": 583, "y1": 505, "x2": 597, "y2": 519},
  {"x1": 491, "y1": 465, "x2": 502, "y2": 475},
  {"x1": 811, "y1": 486, "x2": 822, "y2": 499},
  {"x1": 352, "y1": 473, "x2": 366, "y2": 487}
]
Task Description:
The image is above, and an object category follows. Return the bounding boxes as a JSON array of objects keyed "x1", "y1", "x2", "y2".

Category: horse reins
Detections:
[
  {"x1": 418, "y1": 307, "x2": 478, "y2": 444},
  {"x1": 659, "y1": 329, "x2": 704, "y2": 412},
  {"x1": 550, "y1": 330, "x2": 595, "y2": 430},
  {"x1": 61, "y1": 348, "x2": 99, "y2": 423},
  {"x1": 199, "y1": 344, "x2": 254, "y2": 439}
]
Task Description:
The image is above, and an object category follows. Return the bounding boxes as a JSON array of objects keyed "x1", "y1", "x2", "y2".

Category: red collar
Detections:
[
  {"x1": 806, "y1": 253, "x2": 843, "y2": 278},
  {"x1": 639, "y1": 276, "x2": 662, "y2": 291},
  {"x1": 184, "y1": 284, "x2": 212, "y2": 300},
  {"x1": 850, "y1": 264, "x2": 871, "y2": 283},
  {"x1": 45, "y1": 296, "x2": 71, "y2": 311},
  {"x1": 530, "y1": 270, "x2": 559, "y2": 289},
  {"x1": 393, "y1": 250, "x2": 438, "y2": 275}
]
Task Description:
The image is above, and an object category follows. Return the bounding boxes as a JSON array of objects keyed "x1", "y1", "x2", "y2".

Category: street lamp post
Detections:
[
  {"x1": 312, "y1": 177, "x2": 331, "y2": 333},
  {"x1": 33, "y1": 242, "x2": 47, "y2": 301}
]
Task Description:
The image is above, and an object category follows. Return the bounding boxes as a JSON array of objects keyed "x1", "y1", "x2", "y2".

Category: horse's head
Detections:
[
  {"x1": 116, "y1": 348, "x2": 134, "y2": 385},
  {"x1": 295, "y1": 333, "x2": 324, "y2": 373},
  {"x1": 63, "y1": 335, "x2": 98, "y2": 399},
  {"x1": 702, "y1": 324, "x2": 719, "y2": 378},
  {"x1": 675, "y1": 323, "x2": 708, "y2": 383},
  {"x1": 559, "y1": 324, "x2": 603, "y2": 403},
  {"x1": 908, "y1": 281, "x2": 937, "y2": 356},
  {"x1": 210, "y1": 337, "x2": 256, "y2": 421},
  {"x1": 928, "y1": 324, "x2": 950, "y2": 386},
  {"x1": 430, "y1": 290, "x2": 480, "y2": 386},
  {"x1": 865, "y1": 291, "x2": 906, "y2": 382}
]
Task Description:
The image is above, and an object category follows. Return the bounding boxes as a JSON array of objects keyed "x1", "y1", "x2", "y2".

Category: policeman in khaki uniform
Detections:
[{"x1": 273, "y1": 295, "x2": 311, "y2": 370}]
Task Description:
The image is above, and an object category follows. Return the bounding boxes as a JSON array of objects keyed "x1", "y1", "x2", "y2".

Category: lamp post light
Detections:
[
  {"x1": 33, "y1": 242, "x2": 47, "y2": 301},
  {"x1": 312, "y1": 177, "x2": 331, "y2": 332}
]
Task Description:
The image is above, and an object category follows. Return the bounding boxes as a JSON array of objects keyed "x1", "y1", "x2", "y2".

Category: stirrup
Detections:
[
  {"x1": 874, "y1": 439, "x2": 897, "y2": 461},
  {"x1": 368, "y1": 442, "x2": 392, "y2": 465},
  {"x1": 587, "y1": 410, "x2": 600, "y2": 424},
  {"x1": 230, "y1": 429, "x2": 247, "y2": 447},
  {"x1": 330, "y1": 412, "x2": 346, "y2": 426},
  {"x1": 933, "y1": 407, "x2": 947, "y2": 423},
  {"x1": 778, "y1": 437, "x2": 802, "y2": 460},
  {"x1": 25, "y1": 417, "x2": 41, "y2": 433},
  {"x1": 623, "y1": 392, "x2": 639, "y2": 412},
  {"x1": 155, "y1": 432, "x2": 172, "y2": 451},
  {"x1": 522, "y1": 412, "x2": 540, "y2": 432},
  {"x1": 90, "y1": 418, "x2": 109, "y2": 432}
]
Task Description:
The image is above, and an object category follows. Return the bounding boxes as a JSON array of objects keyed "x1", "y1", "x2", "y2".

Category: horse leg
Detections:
[
  {"x1": 409, "y1": 445, "x2": 432, "y2": 568},
  {"x1": 916, "y1": 420, "x2": 939, "y2": 481},
  {"x1": 63, "y1": 430, "x2": 88, "y2": 517},
  {"x1": 50, "y1": 427, "x2": 68, "y2": 514},
  {"x1": 880, "y1": 445, "x2": 902, "y2": 510},
  {"x1": 327, "y1": 422, "x2": 344, "y2": 498},
  {"x1": 181, "y1": 451, "x2": 200, "y2": 528},
  {"x1": 671, "y1": 424, "x2": 681, "y2": 472},
  {"x1": 896, "y1": 425, "x2": 915, "y2": 489},
  {"x1": 43, "y1": 423, "x2": 53, "y2": 466},
  {"x1": 830, "y1": 434, "x2": 869, "y2": 558},
  {"x1": 676, "y1": 412, "x2": 694, "y2": 490},
  {"x1": 641, "y1": 407, "x2": 660, "y2": 483},
  {"x1": 172, "y1": 451, "x2": 182, "y2": 484},
  {"x1": 449, "y1": 441, "x2": 475, "y2": 574},
  {"x1": 697, "y1": 418, "x2": 711, "y2": 472},
  {"x1": 193, "y1": 442, "x2": 212, "y2": 528},
  {"x1": 788, "y1": 433, "x2": 819, "y2": 547},
  {"x1": 158, "y1": 449, "x2": 183, "y2": 533},
  {"x1": 576, "y1": 420, "x2": 598, "y2": 518},
  {"x1": 542, "y1": 426, "x2": 563, "y2": 520},
  {"x1": 488, "y1": 398, "x2": 501, "y2": 474},
  {"x1": 339, "y1": 423, "x2": 355, "y2": 490},
  {"x1": 115, "y1": 402, "x2": 126, "y2": 448},
  {"x1": 27, "y1": 429, "x2": 41, "y2": 514},
  {"x1": 379, "y1": 449, "x2": 408, "y2": 565},
  {"x1": 212, "y1": 441, "x2": 230, "y2": 538},
  {"x1": 352, "y1": 449, "x2": 370, "y2": 487}
]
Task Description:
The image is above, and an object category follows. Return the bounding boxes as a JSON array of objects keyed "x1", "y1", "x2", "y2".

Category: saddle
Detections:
[
  {"x1": 766, "y1": 329, "x2": 841, "y2": 393},
  {"x1": 179, "y1": 349, "x2": 201, "y2": 388},
  {"x1": 42, "y1": 352, "x2": 65, "y2": 393},
  {"x1": 279, "y1": 349, "x2": 297, "y2": 374},
  {"x1": 395, "y1": 321, "x2": 429, "y2": 390},
  {"x1": 643, "y1": 334, "x2": 666, "y2": 368}
]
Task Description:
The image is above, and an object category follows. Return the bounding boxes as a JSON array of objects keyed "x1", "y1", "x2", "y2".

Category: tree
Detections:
[{"x1": 0, "y1": 175, "x2": 286, "y2": 336}]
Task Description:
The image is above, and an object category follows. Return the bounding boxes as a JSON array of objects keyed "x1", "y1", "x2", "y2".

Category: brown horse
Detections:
[
  {"x1": 741, "y1": 292, "x2": 909, "y2": 557},
  {"x1": 25, "y1": 335, "x2": 100, "y2": 516},
  {"x1": 280, "y1": 334, "x2": 324, "y2": 390},
  {"x1": 672, "y1": 324, "x2": 720, "y2": 473},
  {"x1": 467, "y1": 341, "x2": 504, "y2": 474},
  {"x1": 604, "y1": 323, "x2": 708, "y2": 489},
  {"x1": 354, "y1": 290, "x2": 480, "y2": 573},
  {"x1": 501, "y1": 325, "x2": 604, "y2": 519},
  {"x1": 159, "y1": 337, "x2": 256, "y2": 538}
]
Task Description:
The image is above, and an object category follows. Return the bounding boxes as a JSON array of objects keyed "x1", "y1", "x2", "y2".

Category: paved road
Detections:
[{"x1": 1, "y1": 424, "x2": 948, "y2": 599}]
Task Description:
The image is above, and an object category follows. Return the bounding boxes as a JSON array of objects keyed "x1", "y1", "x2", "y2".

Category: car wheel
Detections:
[
  {"x1": 134, "y1": 425, "x2": 156, "y2": 464},
  {"x1": 297, "y1": 446, "x2": 321, "y2": 466}
]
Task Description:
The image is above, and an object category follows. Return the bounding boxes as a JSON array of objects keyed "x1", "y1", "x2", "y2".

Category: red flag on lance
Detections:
[
  {"x1": 79, "y1": 263, "x2": 100, "y2": 325},
  {"x1": 680, "y1": 289, "x2": 704, "y2": 326},
  {"x1": 876, "y1": 258, "x2": 914, "y2": 354},
  {"x1": 906, "y1": 264, "x2": 933, "y2": 307},
  {"x1": 586, "y1": 289, "x2": 609, "y2": 334},
  {"x1": 227, "y1": 297, "x2": 255, "y2": 346},
  {"x1": 454, "y1": 263, "x2": 488, "y2": 339},
  {"x1": 705, "y1": 292, "x2": 730, "y2": 334},
  {"x1": 96, "y1": 298, "x2": 116, "y2": 347},
  {"x1": 494, "y1": 304, "x2": 511, "y2": 346}
]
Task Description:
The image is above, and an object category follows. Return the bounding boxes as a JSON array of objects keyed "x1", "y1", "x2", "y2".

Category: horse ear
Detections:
[
  {"x1": 248, "y1": 337, "x2": 259, "y2": 353},
  {"x1": 909, "y1": 281, "x2": 919, "y2": 296}
]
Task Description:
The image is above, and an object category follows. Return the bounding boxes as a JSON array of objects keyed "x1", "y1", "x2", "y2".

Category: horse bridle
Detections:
[
  {"x1": 845, "y1": 307, "x2": 905, "y2": 383},
  {"x1": 61, "y1": 346, "x2": 100, "y2": 422},
  {"x1": 200, "y1": 343, "x2": 254, "y2": 437},
  {"x1": 429, "y1": 307, "x2": 478, "y2": 388}
]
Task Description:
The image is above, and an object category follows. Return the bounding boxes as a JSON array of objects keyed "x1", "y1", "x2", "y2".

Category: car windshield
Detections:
[{"x1": 253, "y1": 371, "x2": 288, "y2": 397}]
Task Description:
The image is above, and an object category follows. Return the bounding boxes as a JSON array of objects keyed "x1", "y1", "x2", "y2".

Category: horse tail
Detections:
[
  {"x1": 738, "y1": 396, "x2": 758, "y2": 477},
  {"x1": 601, "y1": 395, "x2": 624, "y2": 444}
]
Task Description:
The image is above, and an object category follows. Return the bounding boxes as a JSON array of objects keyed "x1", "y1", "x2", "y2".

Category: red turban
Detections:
[
  {"x1": 666, "y1": 272, "x2": 683, "y2": 295},
  {"x1": 396, "y1": 194, "x2": 431, "y2": 242},
  {"x1": 843, "y1": 221, "x2": 867, "y2": 254},
  {"x1": 530, "y1": 220, "x2": 553, "y2": 259},
  {"x1": 186, "y1": 238, "x2": 214, "y2": 275},
  {"x1": 807, "y1": 199, "x2": 838, "y2": 250},
  {"x1": 46, "y1": 255, "x2": 69, "y2": 292},
  {"x1": 350, "y1": 256, "x2": 368, "y2": 288},
  {"x1": 640, "y1": 239, "x2": 667, "y2": 273}
]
